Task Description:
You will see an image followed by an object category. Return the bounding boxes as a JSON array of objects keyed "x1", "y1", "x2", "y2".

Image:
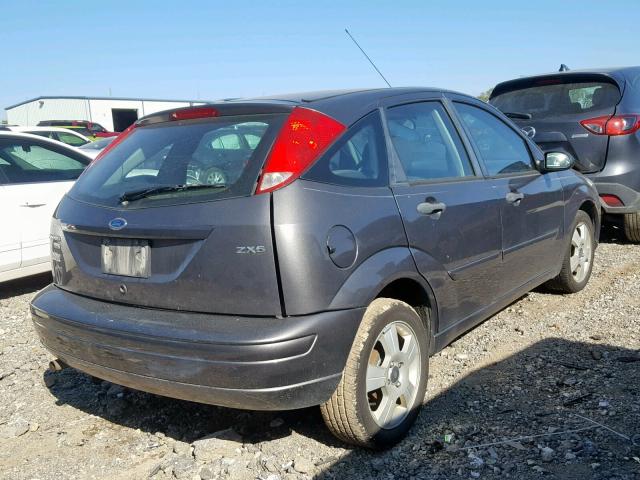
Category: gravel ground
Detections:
[{"x1": 1, "y1": 226, "x2": 639, "y2": 480}]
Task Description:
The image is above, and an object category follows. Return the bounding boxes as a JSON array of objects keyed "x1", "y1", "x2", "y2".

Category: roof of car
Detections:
[
  {"x1": 5, "y1": 126, "x2": 90, "y2": 139},
  {"x1": 0, "y1": 131, "x2": 92, "y2": 158},
  {"x1": 237, "y1": 87, "x2": 453, "y2": 103},
  {"x1": 212, "y1": 87, "x2": 473, "y2": 125}
]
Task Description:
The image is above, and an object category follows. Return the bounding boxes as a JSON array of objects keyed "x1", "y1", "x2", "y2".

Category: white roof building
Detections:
[{"x1": 5, "y1": 96, "x2": 205, "y2": 132}]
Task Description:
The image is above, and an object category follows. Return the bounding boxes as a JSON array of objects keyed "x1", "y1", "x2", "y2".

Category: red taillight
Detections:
[
  {"x1": 580, "y1": 114, "x2": 640, "y2": 136},
  {"x1": 256, "y1": 106, "x2": 346, "y2": 194},
  {"x1": 606, "y1": 115, "x2": 640, "y2": 135},
  {"x1": 600, "y1": 194, "x2": 624, "y2": 207},
  {"x1": 170, "y1": 106, "x2": 218, "y2": 121},
  {"x1": 92, "y1": 124, "x2": 136, "y2": 163}
]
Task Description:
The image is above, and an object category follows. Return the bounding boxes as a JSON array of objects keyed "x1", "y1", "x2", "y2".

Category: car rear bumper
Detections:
[
  {"x1": 31, "y1": 285, "x2": 363, "y2": 410},
  {"x1": 586, "y1": 180, "x2": 640, "y2": 214}
]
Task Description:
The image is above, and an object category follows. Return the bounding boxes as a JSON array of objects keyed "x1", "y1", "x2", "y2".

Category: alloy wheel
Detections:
[
  {"x1": 570, "y1": 222, "x2": 592, "y2": 283},
  {"x1": 366, "y1": 321, "x2": 421, "y2": 429}
]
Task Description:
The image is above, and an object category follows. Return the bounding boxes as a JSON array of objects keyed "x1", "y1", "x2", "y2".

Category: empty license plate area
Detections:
[{"x1": 101, "y1": 239, "x2": 150, "y2": 278}]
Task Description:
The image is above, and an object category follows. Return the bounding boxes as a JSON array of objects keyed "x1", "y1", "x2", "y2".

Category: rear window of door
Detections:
[
  {"x1": 303, "y1": 111, "x2": 388, "y2": 187},
  {"x1": 491, "y1": 80, "x2": 620, "y2": 119},
  {"x1": 386, "y1": 101, "x2": 474, "y2": 182},
  {"x1": 454, "y1": 103, "x2": 535, "y2": 176},
  {"x1": 0, "y1": 140, "x2": 89, "y2": 184}
]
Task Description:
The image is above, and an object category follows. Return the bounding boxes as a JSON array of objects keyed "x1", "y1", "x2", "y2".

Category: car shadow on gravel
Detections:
[
  {"x1": 0, "y1": 273, "x2": 51, "y2": 300},
  {"x1": 314, "y1": 338, "x2": 640, "y2": 480},
  {"x1": 43, "y1": 338, "x2": 639, "y2": 479},
  {"x1": 43, "y1": 365, "x2": 310, "y2": 444}
]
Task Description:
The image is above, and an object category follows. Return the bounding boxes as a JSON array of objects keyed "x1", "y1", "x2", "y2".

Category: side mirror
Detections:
[{"x1": 543, "y1": 152, "x2": 574, "y2": 171}]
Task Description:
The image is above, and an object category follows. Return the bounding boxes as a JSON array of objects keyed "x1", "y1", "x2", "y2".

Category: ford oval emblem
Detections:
[{"x1": 109, "y1": 218, "x2": 127, "y2": 231}]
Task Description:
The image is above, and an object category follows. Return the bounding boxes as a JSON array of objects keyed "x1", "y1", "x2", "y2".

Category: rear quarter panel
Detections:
[{"x1": 272, "y1": 180, "x2": 413, "y2": 315}]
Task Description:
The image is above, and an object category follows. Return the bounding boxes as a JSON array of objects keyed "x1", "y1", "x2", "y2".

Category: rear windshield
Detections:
[
  {"x1": 69, "y1": 114, "x2": 284, "y2": 208},
  {"x1": 490, "y1": 80, "x2": 620, "y2": 119}
]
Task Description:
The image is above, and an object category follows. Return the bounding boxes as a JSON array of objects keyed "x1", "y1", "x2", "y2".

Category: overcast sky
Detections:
[{"x1": 2, "y1": 0, "x2": 638, "y2": 120}]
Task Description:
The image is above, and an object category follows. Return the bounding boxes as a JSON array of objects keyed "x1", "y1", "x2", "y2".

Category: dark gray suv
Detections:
[
  {"x1": 490, "y1": 67, "x2": 640, "y2": 241},
  {"x1": 31, "y1": 88, "x2": 599, "y2": 448}
]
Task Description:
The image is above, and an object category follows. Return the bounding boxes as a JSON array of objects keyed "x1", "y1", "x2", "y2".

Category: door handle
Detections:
[
  {"x1": 20, "y1": 203, "x2": 47, "y2": 208},
  {"x1": 505, "y1": 192, "x2": 524, "y2": 205},
  {"x1": 417, "y1": 201, "x2": 447, "y2": 216}
]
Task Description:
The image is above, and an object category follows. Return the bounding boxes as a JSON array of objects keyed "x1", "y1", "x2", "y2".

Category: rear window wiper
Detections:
[
  {"x1": 119, "y1": 184, "x2": 227, "y2": 204},
  {"x1": 503, "y1": 111, "x2": 532, "y2": 120}
]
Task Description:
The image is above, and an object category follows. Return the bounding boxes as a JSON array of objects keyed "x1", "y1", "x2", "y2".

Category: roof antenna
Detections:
[
  {"x1": 559, "y1": 64, "x2": 570, "y2": 72},
  {"x1": 344, "y1": 28, "x2": 392, "y2": 88}
]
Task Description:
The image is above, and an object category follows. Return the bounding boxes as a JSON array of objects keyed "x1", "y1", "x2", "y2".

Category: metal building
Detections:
[{"x1": 5, "y1": 96, "x2": 205, "y2": 132}]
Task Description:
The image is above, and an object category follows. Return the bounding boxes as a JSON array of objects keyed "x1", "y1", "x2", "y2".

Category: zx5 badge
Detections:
[{"x1": 236, "y1": 246, "x2": 266, "y2": 254}]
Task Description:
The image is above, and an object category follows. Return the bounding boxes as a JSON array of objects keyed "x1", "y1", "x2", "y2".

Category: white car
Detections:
[
  {"x1": 0, "y1": 131, "x2": 92, "y2": 282},
  {"x1": 1, "y1": 126, "x2": 90, "y2": 147}
]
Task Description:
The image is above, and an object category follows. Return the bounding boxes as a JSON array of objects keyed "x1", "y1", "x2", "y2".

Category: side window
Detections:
[
  {"x1": 454, "y1": 103, "x2": 534, "y2": 176},
  {"x1": 243, "y1": 133, "x2": 262, "y2": 149},
  {"x1": 55, "y1": 131, "x2": 88, "y2": 146},
  {"x1": 0, "y1": 142, "x2": 88, "y2": 184},
  {"x1": 303, "y1": 111, "x2": 388, "y2": 187},
  {"x1": 28, "y1": 131, "x2": 54, "y2": 140},
  {"x1": 211, "y1": 134, "x2": 242, "y2": 150},
  {"x1": 386, "y1": 101, "x2": 474, "y2": 182}
]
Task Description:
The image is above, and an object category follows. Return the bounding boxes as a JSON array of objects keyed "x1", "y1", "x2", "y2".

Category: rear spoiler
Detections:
[
  {"x1": 491, "y1": 72, "x2": 624, "y2": 99},
  {"x1": 136, "y1": 103, "x2": 294, "y2": 127}
]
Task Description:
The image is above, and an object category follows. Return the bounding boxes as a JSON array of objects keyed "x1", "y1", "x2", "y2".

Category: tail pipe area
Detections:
[{"x1": 48, "y1": 358, "x2": 67, "y2": 372}]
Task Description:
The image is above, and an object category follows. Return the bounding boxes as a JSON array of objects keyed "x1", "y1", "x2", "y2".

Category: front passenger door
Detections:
[
  {"x1": 386, "y1": 100, "x2": 504, "y2": 332},
  {"x1": 453, "y1": 102, "x2": 565, "y2": 292}
]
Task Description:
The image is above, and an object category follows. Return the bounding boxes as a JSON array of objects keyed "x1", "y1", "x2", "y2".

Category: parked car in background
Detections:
[
  {"x1": 0, "y1": 131, "x2": 91, "y2": 283},
  {"x1": 78, "y1": 136, "x2": 116, "y2": 159},
  {"x1": 31, "y1": 89, "x2": 599, "y2": 448},
  {"x1": 38, "y1": 120, "x2": 118, "y2": 138},
  {"x1": 490, "y1": 66, "x2": 640, "y2": 241},
  {"x1": 0, "y1": 126, "x2": 90, "y2": 147}
]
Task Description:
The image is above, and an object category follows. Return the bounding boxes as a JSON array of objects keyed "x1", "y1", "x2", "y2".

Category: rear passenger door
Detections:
[
  {"x1": 0, "y1": 171, "x2": 21, "y2": 273},
  {"x1": 452, "y1": 100, "x2": 565, "y2": 292},
  {"x1": 385, "y1": 98, "x2": 504, "y2": 331}
]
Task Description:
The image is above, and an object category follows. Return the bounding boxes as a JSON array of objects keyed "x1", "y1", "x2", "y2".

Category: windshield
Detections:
[
  {"x1": 69, "y1": 114, "x2": 284, "y2": 208},
  {"x1": 491, "y1": 80, "x2": 620, "y2": 120}
]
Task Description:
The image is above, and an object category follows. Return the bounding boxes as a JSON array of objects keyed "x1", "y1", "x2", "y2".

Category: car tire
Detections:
[
  {"x1": 546, "y1": 210, "x2": 595, "y2": 293},
  {"x1": 623, "y1": 212, "x2": 640, "y2": 243},
  {"x1": 320, "y1": 298, "x2": 430, "y2": 449}
]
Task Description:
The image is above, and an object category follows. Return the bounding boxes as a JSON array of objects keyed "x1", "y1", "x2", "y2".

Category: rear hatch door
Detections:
[
  {"x1": 490, "y1": 74, "x2": 622, "y2": 173},
  {"x1": 54, "y1": 109, "x2": 288, "y2": 316}
]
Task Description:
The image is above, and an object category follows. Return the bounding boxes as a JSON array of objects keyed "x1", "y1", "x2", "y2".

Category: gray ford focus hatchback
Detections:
[{"x1": 31, "y1": 88, "x2": 600, "y2": 448}]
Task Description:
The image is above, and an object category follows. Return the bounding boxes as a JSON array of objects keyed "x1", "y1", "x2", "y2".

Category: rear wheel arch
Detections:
[
  {"x1": 375, "y1": 277, "x2": 438, "y2": 352},
  {"x1": 578, "y1": 199, "x2": 600, "y2": 234}
]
